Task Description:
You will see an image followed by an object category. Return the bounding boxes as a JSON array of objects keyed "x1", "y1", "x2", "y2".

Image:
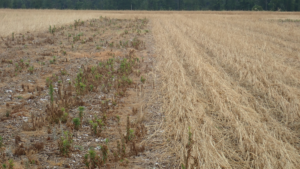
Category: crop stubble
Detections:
[{"x1": 151, "y1": 13, "x2": 300, "y2": 169}]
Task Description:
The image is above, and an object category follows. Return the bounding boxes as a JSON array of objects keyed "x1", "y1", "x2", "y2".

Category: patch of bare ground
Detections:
[{"x1": 0, "y1": 16, "x2": 164, "y2": 169}]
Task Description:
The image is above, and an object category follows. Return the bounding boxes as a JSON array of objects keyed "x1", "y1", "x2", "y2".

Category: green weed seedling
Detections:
[
  {"x1": 9, "y1": 159, "x2": 14, "y2": 169},
  {"x1": 51, "y1": 26, "x2": 56, "y2": 35},
  {"x1": 14, "y1": 63, "x2": 19, "y2": 72},
  {"x1": 6, "y1": 111, "x2": 10, "y2": 117},
  {"x1": 49, "y1": 83, "x2": 54, "y2": 106},
  {"x1": 0, "y1": 136, "x2": 3, "y2": 148},
  {"x1": 73, "y1": 118, "x2": 80, "y2": 130},
  {"x1": 28, "y1": 66, "x2": 34, "y2": 74},
  {"x1": 83, "y1": 154, "x2": 90, "y2": 168},
  {"x1": 79, "y1": 82, "x2": 86, "y2": 94},
  {"x1": 141, "y1": 76, "x2": 146, "y2": 83},
  {"x1": 91, "y1": 66, "x2": 96, "y2": 74},
  {"x1": 79, "y1": 106, "x2": 85, "y2": 120},
  {"x1": 116, "y1": 115, "x2": 120, "y2": 125},
  {"x1": 88, "y1": 149, "x2": 97, "y2": 167},
  {"x1": 61, "y1": 69, "x2": 67, "y2": 75},
  {"x1": 101, "y1": 144, "x2": 108, "y2": 164},
  {"x1": 89, "y1": 85, "x2": 94, "y2": 92},
  {"x1": 58, "y1": 131, "x2": 73, "y2": 157},
  {"x1": 46, "y1": 77, "x2": 51, "y2": 86},
  {"x1": 109, "y1": 42, "x2": 114, "y2": 48},
  {"x1": 89, "y1": 120, "x2": 98, "y2": 135},
  {"x1": 61, "y1": 108, "x2": 68, "y2": 123}
]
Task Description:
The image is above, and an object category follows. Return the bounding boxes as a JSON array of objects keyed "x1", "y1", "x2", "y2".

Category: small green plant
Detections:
[
  {"x1": 8, "y1": 159, "x2": 14, "y2": 169},
  {"x1": 50, "y1": 56, "x2": 56, "y2": 64},
  {"x1": 73, "y1": 118, "x2": 80, "y2": 130},
  {"x1": 116, "y1": 115, "x2": 120, "y2": 124},
  {"x1": 109, "y1": 42, "x2": 114, "y2": 48},
  {"x1": 46, "y1": 77, "x2": 51, "y2": 86},
  {"x1": 96, "y1": 119, "x2": 104, "y2": 127},
  {"x1": 49, "y1": 83, "x2": 54, "y2": 106},
  {"x1": 96, "y1": 46, "x2": 101, "y2": 50},
  {"x1": 89, "y1": 85, "x2": 94, "y2": 92},
  {"x1": 49, "y1": 25, "x2": 52, "y2": 33},
  {"x1": 0, "y1": 136, "x2": 3, "y2": 148},
  {"x1": 79, "y1": 82, "x2": 86, "y2": 94},
  {"x1": 91, "y1": 66, "x2": 96, "y2": 74},
  {"x1": 89, "y1": 149, "x2": 96, "y2": 166},
  {"x1": 131, "y1": 37, "x2": 141, "y2": 49},
  {"x1": 89, "y1": 120, "x2": 98, "y2": 135},
  {"x1": 74, "y1": 145, "x2": 84, "y2": 151},
  {"x1": 140, "y1": 76, "x2": 146, "y2": 83},
  {"x1": 101, "y1": 145, "x2": 108, "y2": 164},
  {"x1": 6, "y1": 111, "x2": 10, "y2": 117},
  {"x1": 51, "y1": 26, "x2": 56, "y2": 35},
  {"x1": 61, "y1": 69, "x2": 67, "y2": 75},
  {"x1": 14, "y1": 63, "x2": 19, "y2": 72},
  {"x1": 79, "y1": 106, "x2": 85, "y2": 120},
  {"x1": 2, "y1": 164, "x2": 6, "y2": 169},
  {"x1": 83, "y1": 154, "x2": 90, "y2": 168},
  {"x1": 28, "y1": 66, "x2": 34, "y2": 74},
  {"x1": 95, "y1": 74, "x2": 101, "y2": 80},
  {"x1": 129, "y1": 129, "x2": 135, "y2": 141},
  {"x1": 61, "y1": 112, "x2": 68, "y2": 123},
  {"x1": 58, "y1": 131, "x2": 73, "y2": 157},
  {"x1": 17, "y1": 96, "x2": 23, "y2": 99},
  {"x1": 124, "y1": 30, "x2": 128, "y2": 34},
  {"x1": 24, "y1": 161, "x2": 30, "y2": 169}
]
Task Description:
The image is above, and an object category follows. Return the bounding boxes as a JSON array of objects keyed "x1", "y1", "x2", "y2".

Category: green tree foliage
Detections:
[{"x1": 0, "y1": 0, "x2": 299, "y2": 11}]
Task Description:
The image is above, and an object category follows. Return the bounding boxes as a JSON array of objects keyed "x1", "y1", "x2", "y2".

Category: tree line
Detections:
[{"x1": 1, "y1": 0, "x2": 300, "y2": 11}]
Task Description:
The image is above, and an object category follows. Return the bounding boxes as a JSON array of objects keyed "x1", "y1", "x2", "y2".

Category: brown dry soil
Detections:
[{"x1": 0, "y1": 17, "x2": 165, "y2": 169}]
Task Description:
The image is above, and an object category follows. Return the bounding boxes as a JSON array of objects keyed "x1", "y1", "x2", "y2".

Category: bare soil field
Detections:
[
  {"x1": 1, "y1": 9, "x2": 300, "y2": 169},
  {"x1": 0, "y1": 13, "x2": 160, "y2": 169}
]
